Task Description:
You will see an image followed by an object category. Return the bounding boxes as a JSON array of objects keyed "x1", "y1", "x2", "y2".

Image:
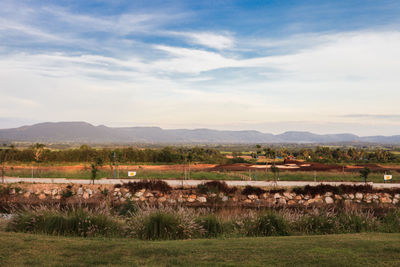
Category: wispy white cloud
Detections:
[{"x1": 167, "y1": 31, "x2": 235, "y2": 49}]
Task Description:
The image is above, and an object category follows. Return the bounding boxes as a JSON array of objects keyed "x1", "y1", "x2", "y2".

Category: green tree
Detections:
[
  {"x1": 91, "y1": 158, "x2": 103, "y2": 185},
  {"x1": 359, "y1": 167, "x2": 371, "y2": 183}
]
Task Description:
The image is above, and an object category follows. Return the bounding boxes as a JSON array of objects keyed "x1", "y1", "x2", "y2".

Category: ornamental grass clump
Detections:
[
  {"x1": 197, "y1": 214, "x2": 223, "y2": 237},
  {"x1": 126, "y1": 206, "x2": 204, "y2": 240},
  {"x1": 246, "y1": 211, "x2": 289, "y2": 236},
  {"x1": 6, "y1": 207, "x2": 123, "y2": 237}
]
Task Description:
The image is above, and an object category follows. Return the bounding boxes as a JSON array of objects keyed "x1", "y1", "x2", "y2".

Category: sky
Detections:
[{"x1": 0, "y1": 0, "x2": 400, "y2": 136}]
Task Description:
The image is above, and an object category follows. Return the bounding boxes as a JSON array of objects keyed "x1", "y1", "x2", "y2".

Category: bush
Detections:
[
  {"x1": 294, "y1": 213, "x2": 337, "y2": 235},
  {"x1": 117, "y1": 200, "x2": 138, "y2": 216},
  {"x1": 197, "y1": 214, "x2": 223, "y2": 237},
  {"x1": 246, "y1": 211, "x2": 289, "y2": 236},
  {"x1": 242, "y1": 186, "x2": 265, "y2": 196},
  {"x1": 126, "y1": 207, "x2": 204, "y2": 240},
  {"x1": 7, "y1": 208, "x2": 123, "y2": 237},
  {"x1": 122, "y1": 180, "x2": 172, "y2": 193},
  {"x1": 197, "y1": 181, "x2": 237, "y2": 195}
]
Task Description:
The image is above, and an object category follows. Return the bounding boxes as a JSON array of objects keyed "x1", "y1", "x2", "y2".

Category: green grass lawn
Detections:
[{"x1": 0, "y1": 232, "x2": 399, "y2": 266}]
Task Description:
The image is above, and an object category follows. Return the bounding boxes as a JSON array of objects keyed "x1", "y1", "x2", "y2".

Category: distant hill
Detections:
[{"x1": 0, "y1": 121, "x2": 399, "y2": 144}]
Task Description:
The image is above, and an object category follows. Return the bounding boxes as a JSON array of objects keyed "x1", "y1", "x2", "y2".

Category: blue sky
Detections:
[{"x1": 1, "y1": 0, "x2": 400, "y2": 135}]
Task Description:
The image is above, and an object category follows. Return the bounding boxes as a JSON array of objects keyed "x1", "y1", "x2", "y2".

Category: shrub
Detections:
[
  {"x1": 126, "y1": 207, "x2": 204, "y2": 240},
  {"x1": 246, "y1": 211, "x2": 289, "y2": 236},
  {"x1": 294, "y1": 213, "x2": 337, "y2": 235},
  {"x1": 122, "y1": 180, "x2": 172, "y2": 193},
  {"x1": 7, "y1": 208, "x2": 123, "y2": 237},
  {"x1": 117, "y1": 200, "x2": 138, "y2": 216},
  {"x1": 242, "y1": 186, "x2": 265, "y2": 196},
  {"x1": 196, "y1": 181, "x2": 237, "y2": 195},
  {"x1": 197, "y1": 214, "x2": 223, "y2": 237},
  {"x1": 378, "y1": 211, "x2": 400, "y2": 233}
]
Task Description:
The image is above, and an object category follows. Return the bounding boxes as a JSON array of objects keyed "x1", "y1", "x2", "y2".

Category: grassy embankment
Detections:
[{"x1": 0, "y1": 231, "x2": 399, "y2": 266}]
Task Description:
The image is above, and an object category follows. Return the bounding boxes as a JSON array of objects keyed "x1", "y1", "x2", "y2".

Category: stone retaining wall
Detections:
[{"x1": 1, "y1": 183, "x2": 400, "y2": 207}]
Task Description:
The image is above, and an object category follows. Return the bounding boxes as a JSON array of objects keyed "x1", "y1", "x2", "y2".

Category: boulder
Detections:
[
  {"x1": 283, "y1": 192, "x2": 293, "y2": 199},
  {"x1": 325, "y1": 196, "x2": 334, "y2": 204},
  {"x1": 187, "y1": 198, "x2": 195, "y2": 202},
  {"x1": 325, "y1": 192, "x2": 333, "y2": 197},
  {"x1": 77, "y1": 187, "x2": 83, "y2": 195},
  {"x1": 134, "y1": 191, "x2": 144, "y2": 197},
  {"x1": 355, "y1": 193, "x2": 363, "y2": 200},
  {"x1": 145, "y1": 192, "x2": 154, "y2": 198},
  {"x1": 114, "y1": 188, "x2": 120, "y2": 192},
  {"x1": 222, "y1": 196, "x2": 229, "y2": 202},
  {"x1": 381, "y1": 197, "x2": 392, "y2": 203},
  {"x1": 189, "y1": 194, "x2": 197, "y2": 199},
  {"x1": 38, "y1": 194, "x2": 46, "y2": 200},
  {"x1": 83, "y1": 192, "x2": 89, "y2": 199},
  {"x1": 274, "y1": 193, "x2": 281, "y2": 199},
  {"x1": 278, "y1": 198, "x2": 287, "y2": 205},
  {"x1": 23, "y1": 192, "x2": 31, "y2": 198},
  {"x1": 287, "y1": 200, "x2": 296, "y2": 205},
  {"x1": 197, "y1": 196, "x2": 207, "y2": 203},
  {"x1": 86, "y1": 189, "x2": 93, "y2": 195},
  {"x1": 43, "y1": 190, "x2": 51, "y2": 195},
  {"x1": 248, "y1": 194, "x2": 258, "y2": 200},
  {"x1": 158, "y1": 197, "x2": 167, "y2": 203},
  {"x1": 334, "y1": 194, "x2": 342, "y2": 200},
  {"x1": 393, "y1": 198, "x2": 399, "y2": 204}
]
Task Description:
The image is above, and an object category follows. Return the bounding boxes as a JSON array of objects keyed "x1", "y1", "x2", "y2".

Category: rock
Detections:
[
  {"x1": 158, "y1": 197, "x2": 167, "y2": 203},
  {"x1": 77, "y1": 187, "x2": 83, "y2": 195},
  {"x1": 334, "y1": 194, "x2": 342, "y2": 200},
  {"x1": 381, "y1": 197, "x2": 392, "y2": 203},
  {"x1": 325, "y1": 196, "x2": 334, "y2": 204},
  {"x1": 38, "y1": 194, "x2": 46, "y2": 200},
  {"x1": 125, "y1": 193, "x2": 132, "y2": 198},
  {"x1": 274, "y1": 193, "x2": 281, "y2": 199},
  {"x1": 218, "y1": 192, "x2": 225, "y2": 198},
  {"x1": 244, "y1": 199, "x2": 252, "y2": 203},
  {"x1": 197, "y1": 196, "x2": 207, "y2": 203},
  {"x1": 10, "y1": 188, "x2": 16, "y2": 195},
  {"x1": 120, "y1": 197, "x2": 126, "y2": 202},
  {"x1": 113, "y1": 191, "x2": 118, "y2": 196},
  {"x1": 283, "y1": 192, "x2": 293, "y2": 199},
  {"x1": 114, "y1": 188, "x2": 120, "y2": 192},
  {"x1": 55, "y1": 195, "x2": 62, "y2": 200},
  {"x1": 140, "y1": 189, "x2": 146, "y2": 193},
  {"x1": 51, "y1": 189, "x2": 58, "y2": 196},
  {"x1": 23, "y1": 192, "x2": 31, "y2": 198},
  {"x1": 209, "y1": 193, "x2": 217, "y2": 198},
  {"x1": 393, "y1": 198, "x2": 399, "y2": 204},
  {"x1": 145, "y1": 192, "x2": 154, "y2": 198},
  {"x1": 355, "y1": 193, "x2": 363, "y2": 200},
  {"x1": 135, "y1": 191, "x2": 144, "y2": 197},
  {"x1": 83, "y1": 192, "x2": 89, "y2": 199},
  {"x1": 248, "y1": 194, "x2": 258, "y2": 200},
  {"x1": 189, "y1": 194, "x2": 197, "y2": 199},
  {"x1": 349, "y1": 194, "x2": 355, "y2": 199},
  {"x1": 232, "y1": 197, "x2": 238, "y2": 202},
  {"x1": 43, "y1": 190, "x2": 51, "y2": 195},
  {"x1": 394, "y1": 194, "x2": 400, "y2": 199},
  {"x1": 303, "y1": 195, "x2": 310, "y2": 200},
  {"x1": 306, "y1": 199, "x2": 315, "y2": 205},
  {"x1": 325, "y1": 192, "x2": 333, "y2": 197},
  {"x1": 278, "y1": 198, "x2": 287, "y2": 205},
  {"x1": 187, "y1": 198, "x2": 195, "y2": 202},
  {"x1": 287, "y1": 200, "x2": 296, "y2": 205},
  {"x1": 86, "y1": 189, "x2": 93, "y2": 195},
  {"x1": 294, "y1": 195, "x2": 302, "y2": 200},
  {"x1": 139, "y1": 196, "x2": 146, "y2": 201},
  {"x1": 177, "y1": 197, "x2": 184, "y2": 203},
  {"x1": 222, "y1": 196, "x2": 229, "y2": 202}
]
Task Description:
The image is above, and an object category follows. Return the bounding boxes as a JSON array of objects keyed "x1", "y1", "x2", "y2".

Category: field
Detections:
[
  {"x1": 0, "y1": 232, "x2": 399, "y2": 266},
  {"x1": 3, "y1": 167, "x2": 398, "y2": 183}
]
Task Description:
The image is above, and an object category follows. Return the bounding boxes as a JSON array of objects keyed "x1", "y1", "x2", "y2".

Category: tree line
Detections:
[
  {"x1": 250, "y1": 145, "x2": 399, "y2": 163},
  {"x1": 0, "y1": 144, "x2": 227, "y2": 164}
]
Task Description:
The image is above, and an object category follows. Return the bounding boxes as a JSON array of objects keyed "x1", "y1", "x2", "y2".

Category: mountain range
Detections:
[{"x1": 0, "y1": 122, "x2": 399, "y2": 144}]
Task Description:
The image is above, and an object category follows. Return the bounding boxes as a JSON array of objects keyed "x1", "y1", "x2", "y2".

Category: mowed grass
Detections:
[{"x1": 0, "y1": 232, "x2": 399, "y2": 266}]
